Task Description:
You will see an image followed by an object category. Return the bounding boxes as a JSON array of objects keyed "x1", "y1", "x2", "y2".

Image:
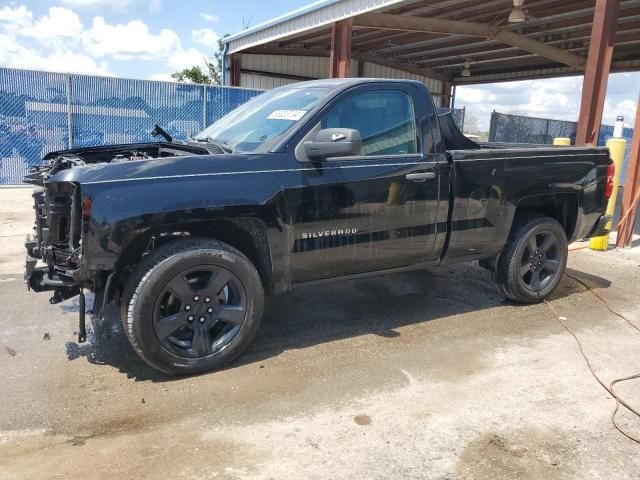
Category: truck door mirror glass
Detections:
[{"x1": 303, "y1": 128, "x2": 362, "y2": 160}]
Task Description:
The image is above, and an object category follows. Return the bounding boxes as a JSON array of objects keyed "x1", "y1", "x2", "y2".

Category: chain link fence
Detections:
[{"x1": 0, "y1": 68, "x2": 261, "y2": 185}]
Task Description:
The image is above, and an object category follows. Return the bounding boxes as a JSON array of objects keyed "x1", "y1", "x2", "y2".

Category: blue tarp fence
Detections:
[{"x1": 0, "y1": 68, "x2": 261, "y2": 185}]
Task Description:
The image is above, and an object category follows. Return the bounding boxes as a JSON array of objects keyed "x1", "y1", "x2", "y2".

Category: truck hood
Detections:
[
  {"x1": 25, "y1": 141, "x2": 266, "y2": 187},
  {"x1": 49, "y1": 152, "x2": 268, "y2": 186}
]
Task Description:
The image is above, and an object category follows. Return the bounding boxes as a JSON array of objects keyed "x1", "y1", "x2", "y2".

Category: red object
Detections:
[
  {"x1": 604, "y1": 161, "x2": 615, "y2": 199},
  {"x1": 82, "y1": 196, "x2": 93, "y2": 218}
]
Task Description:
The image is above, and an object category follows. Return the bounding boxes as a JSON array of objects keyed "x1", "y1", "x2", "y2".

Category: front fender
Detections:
[
  {"x1": 69, "y1": 154, "x2": 292, "y2": 277},
  {"x1": 80, "y1": 176, "x2": 286, "y2": 265}
]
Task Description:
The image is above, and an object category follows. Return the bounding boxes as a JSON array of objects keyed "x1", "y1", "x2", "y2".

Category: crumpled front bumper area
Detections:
[
  {"x1": 25, "y1": 236, "x2": 87, "y2": 343},
  {"x1": 24, "y1": 233, "x2": 79, "y2": 298},
  {"x1": 25, "y1": 261, "x2": 80, "y2": 301}
]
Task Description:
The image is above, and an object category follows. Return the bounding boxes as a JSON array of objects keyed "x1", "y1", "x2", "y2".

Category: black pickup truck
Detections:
[{"x1": 25, "y1": 78, "x2": 613, "y2": 374}]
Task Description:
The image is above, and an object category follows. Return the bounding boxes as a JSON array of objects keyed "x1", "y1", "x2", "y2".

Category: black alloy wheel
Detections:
[
  {"x1": 122, "y1": 238, "x2": 264, "y2": 375},
  {"x1": 493, "y1": 214, "x2": 568, "y2": 303},
  {"x1": 518, "y1": 230, "x2": 561, "y2": 293},
  {"x1": 154, "y1": 266, "x2": 247, "y2": 359}
]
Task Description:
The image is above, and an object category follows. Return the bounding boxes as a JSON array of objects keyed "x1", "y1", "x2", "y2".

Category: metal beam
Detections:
[
  {"x1": 355, "y1": 12, "x2": 489, "y2": 36},
  {"x1": 329, "y1": 19, "x2": 352, "y2": 78},
  {"x1": 617, "y1": 94, "x2": 640, "y2": 247},
  {"x1": 353, "y1": 51, "x2": 447, "y2": 81},
  {"x1": 369, "y1": 10, "x2": 613, "y2": 58},
  {"x1": 370, "y1": 5, "x2": 607, "y2": 55},
  {"x1": 240, "y1": 69, "x2": 317, "y2": 82},
  {"x1": 413, "y1": 25, "x2": 640, "y2": 66},
  {"x1": 428, "y1": 30, "x2": 640, "y2": 72},
  {"x1": 576, "y1": 0, "x2": 620, "y2": 145},
  {"x1": 290, "y1": 0, "x2": 506, "y2": 48},
  {"x1": 452, "y1": 59, "x2": 639, "y2": 84},
  {"x1": 349, "y1": 0, "x2": 575, "y2": 49},
  {"x1": 247, "y1": 46, "x2": 330, "y2": 57},
  {"x1": 354, "y1": 13, "x2": 587, "y2": 69}
]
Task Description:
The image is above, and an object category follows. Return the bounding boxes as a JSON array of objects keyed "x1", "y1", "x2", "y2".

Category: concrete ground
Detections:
[{"x1": 0, "y1": 187, "x2": 639, "y2": 480}]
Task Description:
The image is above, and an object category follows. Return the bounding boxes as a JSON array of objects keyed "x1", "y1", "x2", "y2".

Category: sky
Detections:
[
  {"x1": 0, "y1": 0, "x2": 638, "y2": 131},
  {"x1": 0, "y1": 0, "x2": 311, "y2": 79},
  {"x1": 457, "y1": 73, "x2": 639, "y2": 131}
]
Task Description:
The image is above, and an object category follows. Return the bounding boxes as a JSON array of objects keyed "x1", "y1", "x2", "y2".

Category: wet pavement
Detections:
[{"x1": 1, "y1": 188, "x2": 639, "y2": 479}]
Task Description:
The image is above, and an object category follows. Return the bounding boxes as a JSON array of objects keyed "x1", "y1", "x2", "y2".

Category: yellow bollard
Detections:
[
  {"x1": 589, "y1": 137, "x2": 626, "y2": 251},
  {"x1": 553, "y1": 137, "x2": 571, "y2": 146}
]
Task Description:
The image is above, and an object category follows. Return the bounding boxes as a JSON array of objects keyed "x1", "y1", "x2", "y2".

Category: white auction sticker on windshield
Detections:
[{"x1": 267, "y1": 110, "x2": 307, "y2": 121}]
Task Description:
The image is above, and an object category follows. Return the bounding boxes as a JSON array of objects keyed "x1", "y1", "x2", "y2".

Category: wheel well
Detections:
[
  {"x1": 515, "y1": 194, "x2": 578, "y2": 240},
  {"x1": 116, "y1": 218, "x2": 274, "y2": 295}
]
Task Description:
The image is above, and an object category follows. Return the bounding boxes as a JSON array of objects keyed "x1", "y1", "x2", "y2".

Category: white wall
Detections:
[
  {"x1": 238, "y1": 54, "x2": 443, "y2": 102},
  {"x1": 240, "y1": 54, "x2": 328, "y2": 90}
]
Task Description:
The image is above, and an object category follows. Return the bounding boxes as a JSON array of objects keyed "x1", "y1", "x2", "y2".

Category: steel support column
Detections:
[
  {"x1": 229, "y1": 54, "x2": 242, "y2": 87},
  {"x1": 576, "y1": 0, "x2": 620, "y2": 145},
  {"x1": 617, "y1": 95, "x2": 640, "y2": 247},
  {"x1": 329, "y1": 19, "x2": 352, "y2": 78}
]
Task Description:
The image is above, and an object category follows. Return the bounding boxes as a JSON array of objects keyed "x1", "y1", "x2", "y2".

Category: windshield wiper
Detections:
[
  {"x1": 198, "y1": 137, "x2": 234, "y2": 154},
  {"x1": 150, "y1": 124, "x2": 173, "y2": 143}
]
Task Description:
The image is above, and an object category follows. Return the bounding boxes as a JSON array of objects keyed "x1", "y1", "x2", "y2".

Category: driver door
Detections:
[{"x1": 287, "y1": 85, "x2": 441, "y2": 283}]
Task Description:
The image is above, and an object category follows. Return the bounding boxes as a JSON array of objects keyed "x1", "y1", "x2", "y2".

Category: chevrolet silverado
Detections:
[{"x1": 24, "y1": 78, "x2": 613, "y2": 374}]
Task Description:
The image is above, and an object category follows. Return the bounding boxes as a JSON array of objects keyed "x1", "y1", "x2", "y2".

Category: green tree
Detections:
[
  {"x1": 171, "y1": 63, "x2": 218, "y2": 85},
  {"x1": 171, "y1": 35, "x2": 229, "y2": 85}
]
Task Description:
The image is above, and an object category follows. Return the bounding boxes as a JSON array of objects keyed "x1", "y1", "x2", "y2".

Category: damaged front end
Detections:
[
  {"x1": 25, "y1": 156, "x2": 98, "y2": 343},
  {"x1": 25, "y1": 180, "x2": 92, "y2": 341},
  {"x1": 23, "y1": 141, "x2": 213, "y2": 342}
]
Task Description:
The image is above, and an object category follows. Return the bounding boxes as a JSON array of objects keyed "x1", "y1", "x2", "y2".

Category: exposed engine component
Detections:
[
  {"x1": 24, "y1": 141, "x2": 210, "y2": 187},
  {"x1": 111, "y1": 151, "x2": 151, "y2": 162}
]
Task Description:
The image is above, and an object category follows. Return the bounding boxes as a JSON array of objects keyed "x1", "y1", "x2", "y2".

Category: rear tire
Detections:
[
  {"x1": 493, "y1": 214, "x2": 568, "y2": 303},
  {"x1": 121, "y1": 238, "x2": 264, "y2": 375}
]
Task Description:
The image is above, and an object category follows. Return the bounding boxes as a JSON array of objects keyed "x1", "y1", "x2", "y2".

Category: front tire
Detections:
[
  {"x1": 121, "y1": 238, "x2": 264, "y2": 375},
  {"x1": 494, "y1": 214, "x2": 568, "y2": 303}
]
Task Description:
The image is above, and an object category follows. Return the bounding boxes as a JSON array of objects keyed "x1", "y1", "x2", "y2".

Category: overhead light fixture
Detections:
[
  {"x1": 508, "y1": 0, "x2": 526, "y2": 23},
  {"x1": 461, "y1": 61, "x2": 471, "y2": 77}
]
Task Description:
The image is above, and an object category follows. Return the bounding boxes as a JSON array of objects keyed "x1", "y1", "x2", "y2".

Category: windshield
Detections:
[{"x1": 194, "y1": 86, "x2": 332, "y2": 153}]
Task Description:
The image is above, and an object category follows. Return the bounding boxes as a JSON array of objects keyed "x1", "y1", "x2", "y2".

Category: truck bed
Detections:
[{"x1": 443, "y1": 145, "x2": 611, "y2": 263}]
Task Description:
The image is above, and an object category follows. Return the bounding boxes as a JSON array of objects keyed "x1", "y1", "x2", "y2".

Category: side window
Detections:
[{"x1": 321, "y1": 90, "x2": 418, "y2": 156}]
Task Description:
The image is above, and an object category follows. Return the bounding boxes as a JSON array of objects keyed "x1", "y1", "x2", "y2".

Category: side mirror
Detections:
[{"x1": 304, "y1": 128, "x2": 362, "y2": 161}]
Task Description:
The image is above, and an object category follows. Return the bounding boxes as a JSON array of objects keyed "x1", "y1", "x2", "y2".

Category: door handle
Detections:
[{"x1": 406, "y1": 172, "x2": 436, "y2": 182}]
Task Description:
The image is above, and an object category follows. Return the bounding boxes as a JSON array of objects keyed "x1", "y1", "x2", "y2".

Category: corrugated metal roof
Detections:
[
  {"x1": 225, "y1": 0, "x2": 408, "y2": 54},
  {"x1": 224, "y1": 0, "x2": 640, "y2": 84}
]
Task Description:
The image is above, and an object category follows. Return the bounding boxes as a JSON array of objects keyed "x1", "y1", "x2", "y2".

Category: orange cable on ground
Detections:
[{"x1": 543, "y1": 273, "x2": 640, "y2": 444}]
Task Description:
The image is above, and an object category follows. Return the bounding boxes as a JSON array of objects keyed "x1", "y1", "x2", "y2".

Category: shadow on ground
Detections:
[{"x1": 62, "y1": 262, "x2": 611, "y2": 382}]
